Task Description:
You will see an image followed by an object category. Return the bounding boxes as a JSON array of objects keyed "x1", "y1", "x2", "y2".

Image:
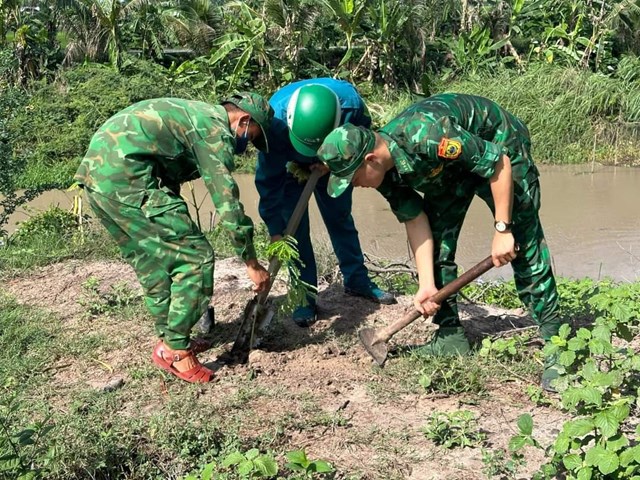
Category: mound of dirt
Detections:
[{"x1": 4, "y1": 258, "x2": 562, "y2": 479}]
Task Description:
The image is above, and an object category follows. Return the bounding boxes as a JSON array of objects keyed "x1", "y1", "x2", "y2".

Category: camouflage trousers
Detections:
[
  {"x1": 84, "y1": 187, "x2": 214, "y2": 350},
  {"x1": 424, "y1": 160, "x2": 561, "y2": 340}
]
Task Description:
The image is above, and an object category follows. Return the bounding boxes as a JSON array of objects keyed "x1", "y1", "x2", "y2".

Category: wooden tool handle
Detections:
[
  {"x1": 378, "y1": 255, "x2": 495, "y2": 341},
  {"x1": 256, "y1": 169, "x2": 323, "y2": 304}
]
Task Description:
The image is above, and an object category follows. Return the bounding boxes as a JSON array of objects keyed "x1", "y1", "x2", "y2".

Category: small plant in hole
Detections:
[
  {"x1": 422, "y1": 410, "x2": 487, "y2": 449},
  {"x1": 265, "y1": 235, "x2": 316, "y2": 316}
]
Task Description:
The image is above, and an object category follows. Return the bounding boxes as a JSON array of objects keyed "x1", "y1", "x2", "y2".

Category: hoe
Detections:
[{"x1": 359, "y1": 255, "x2": 495, "y2": 366}]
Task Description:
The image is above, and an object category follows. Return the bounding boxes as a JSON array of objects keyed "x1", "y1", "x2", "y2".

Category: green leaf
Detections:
[
  {"x1": 581, "y1": 387, "x2": 602, "y2": 407},
  {"x1": 222, "y1": 451, "x2": 245, "y2": 467},
  {"x1": 576, "y1": 328, "x2": 592, "y2": 340},
  {"x1": 509, "y1": 434, "x2": 527, "y2": 452},
  {"x1": 585, "y1": 445, "x2": 619, "y2": 475},
  {"x1": 594, "y1": 410, "x2": 620, "y2": 438},
  {"x1": 564, "y1": 418, "x2": 594, "y2": 437},
  {"x1": 554, "y1": 432, "x2": 570, "y2": 454},
  {"x1": 559, "y1": 350, "x2": 576, "y2": 366},
  {"x1": 591, "y1": 372, "x2": 614, "y2": 388},
  {"x1": 558, "y1": 323, "x2": 571, "y2": 339},
  {"x1": 606, "y1": 434, "x2": 629, "y2": 453},
  {"x1": 577, "y1": 466, "x2": 593, "y2": 480},
  {"x1": 237, "y1": 459, "x2": 253, "y2": 476},
  {"x1": 563, "y1": 453, "x2": 583, "y2": 470},
  {"x1": 567, "y1": 337, "x2": 586, "y2": 352},
  {"x1": 585, "y1": 445, "x2": 606, "y2": 467},
  {"x1": 285, "y1": 450, "x2": 308, "y2": 466},
  {"x1": 619, "y1": 447, "x2": 635, "y2": 467},
  {"x1": 0, "y1": 454, "x2": 20, "y2": 472},
  {"x1": 201, "y1": 462, "x2": 216, "y2": 480},
  {"x1": 517, "y1": 413, "x2": 533, "y2": 435},
  {"x1": 254, "y1": 455, "x2": 278, "y2": 476},
  {"x1": 591, "y1": 325, "x2": 611, "y2": 342},
  {"x1": 245, "y1": 449, "x2": 259, "y2": 460},
  {"x1": 610, "y1": 403, "x2": 630, "y2": 422},
  {"x1": 310, "y1": 460, "x2": 333, "y2": 473},
  {"x1": 562, "y1": 388, "x2": 583, "y2": 408}
]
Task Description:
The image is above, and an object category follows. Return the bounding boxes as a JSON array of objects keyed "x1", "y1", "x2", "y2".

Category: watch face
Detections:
[{"x1": 495, "y1": 221, "x2": 507, "y2": 232}]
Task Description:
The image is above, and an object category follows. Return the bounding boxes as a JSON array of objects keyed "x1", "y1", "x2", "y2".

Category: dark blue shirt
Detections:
[{"x1": 255, "y1": 78, "x2": 371, "y2": 236}]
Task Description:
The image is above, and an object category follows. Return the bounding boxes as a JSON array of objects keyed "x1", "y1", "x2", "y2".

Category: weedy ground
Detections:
[{"x1": 0, "y1": 226, "x2": 632, "y2": 479}]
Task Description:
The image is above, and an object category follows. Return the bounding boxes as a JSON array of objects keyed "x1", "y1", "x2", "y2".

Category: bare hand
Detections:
[
  {"x1": 310, "y1": 163, "x2": 330, "y2": 175},
  {"x1": 491, "y1": 232, "x2": 517, "y2": 267},
  {"x1": 414, "y1": 284, "x2": 441, "y2": 317},
  {"x1": 246, "y1": 260, "x2": 270, "y2": 292},
  {"x1": 270, "y1": 234, "x2": 282, "y2": 243}
]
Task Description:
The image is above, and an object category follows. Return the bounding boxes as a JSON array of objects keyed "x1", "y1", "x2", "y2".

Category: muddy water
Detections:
[{"x1": 5, "y1": 165, "x2": 640, "y2": 281}]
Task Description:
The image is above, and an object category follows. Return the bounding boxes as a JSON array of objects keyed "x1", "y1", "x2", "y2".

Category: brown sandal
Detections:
[{"x1": 152, "y1": 341, "x2": 214, "y2": 383}]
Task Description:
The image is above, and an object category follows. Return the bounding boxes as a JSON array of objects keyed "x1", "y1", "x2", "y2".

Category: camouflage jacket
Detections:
[
  {"x1": 74, "y1": 98, "x2": 257, "y2": 260},
  {"x1": 377, "y1": 93, "x2": 540, "y2": 222}
]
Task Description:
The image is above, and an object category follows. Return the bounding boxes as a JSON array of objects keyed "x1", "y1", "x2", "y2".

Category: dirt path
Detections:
[{"x1": 3, "y1": 258, "x2": 566, "y2": 479}]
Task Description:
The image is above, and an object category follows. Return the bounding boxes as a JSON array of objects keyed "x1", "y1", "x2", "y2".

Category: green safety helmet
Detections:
[{"x1": 286, "y1": 84, "x2": 341, "y2": 157}]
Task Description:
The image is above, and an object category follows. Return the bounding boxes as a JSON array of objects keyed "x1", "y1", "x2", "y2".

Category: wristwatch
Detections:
[{"x1": 494, "y1": 220, "x2": 513, "y2": 233}]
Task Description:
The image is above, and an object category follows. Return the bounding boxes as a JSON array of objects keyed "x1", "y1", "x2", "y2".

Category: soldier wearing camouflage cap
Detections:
[
  {"x1": 318, "y1": 93, "x2": 563, "y2": 390},
  {"x1": 74, "y1": 93, "x2": 273, "y2": 383}
]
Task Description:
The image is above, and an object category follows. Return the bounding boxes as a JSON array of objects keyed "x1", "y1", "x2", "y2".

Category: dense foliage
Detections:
[{"x1": 0, "y1": 0, "x2": 639, "y2": 222}]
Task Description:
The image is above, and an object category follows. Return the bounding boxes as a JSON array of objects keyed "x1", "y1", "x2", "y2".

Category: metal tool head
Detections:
[{"x1": 358, "y1": 328, "x2": 388, "y2": 367}]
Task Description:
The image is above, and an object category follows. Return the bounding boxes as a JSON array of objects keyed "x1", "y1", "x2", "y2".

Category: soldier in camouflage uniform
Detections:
[
  {"x1": 317, "y1": 93, "x2": 562, "y2": 388},
  {"x1": 74, "y1": 93, "x2": 273, "y2": 383}
]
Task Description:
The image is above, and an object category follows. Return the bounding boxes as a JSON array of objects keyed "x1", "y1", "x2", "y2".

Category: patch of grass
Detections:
[{"x1": 0, "y1": 222, "x2": 120, "y2": 277}]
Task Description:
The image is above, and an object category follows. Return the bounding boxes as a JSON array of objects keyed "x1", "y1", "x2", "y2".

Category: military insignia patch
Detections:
[{"x1": 438, "y1": 138, "x2": 462, "y2": 159}]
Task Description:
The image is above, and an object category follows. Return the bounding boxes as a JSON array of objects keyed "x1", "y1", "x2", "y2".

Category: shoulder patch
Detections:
[{"x1": 437, "y1": 138, "x2": 462, "y2": 160}]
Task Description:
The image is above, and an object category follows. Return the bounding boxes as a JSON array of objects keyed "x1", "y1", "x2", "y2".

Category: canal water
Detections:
[{"x1": 6, "y1": 164, "x2": 639, "y2": 282}]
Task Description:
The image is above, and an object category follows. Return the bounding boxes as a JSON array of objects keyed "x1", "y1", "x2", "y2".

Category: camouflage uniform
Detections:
[
  {"x1": 319, "y1": 93, "x2": 561, "y2": 340},
  {"x1": 74, "y1": 97, "x2": 267, "y2": 350}
]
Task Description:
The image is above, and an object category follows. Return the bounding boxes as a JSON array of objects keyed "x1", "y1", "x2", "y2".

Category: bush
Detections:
[
  {"x1": 8, "y1": 59, "x2": 200, "y2": 190},
  {"x1": 11, "y1": 206, "x2": 78, "y2": 245}
]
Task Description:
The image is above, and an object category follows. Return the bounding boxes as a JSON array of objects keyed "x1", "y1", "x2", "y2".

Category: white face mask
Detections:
[{"x1": 234, "y1": 120, "x2": 250, "y2": 154}]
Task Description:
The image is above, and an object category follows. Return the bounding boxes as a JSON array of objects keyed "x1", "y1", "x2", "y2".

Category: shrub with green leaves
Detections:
[
  {"x1": 479, "y1": 333, "x2": 535, "y2": 362},
  {"x1": 10, "y1": 206, "x2": 77, "y2": 245},
  {"x1": 510, "y1": 281, "x2": 640, "y2": 479},
  {"x1": 422, "y1": 410, "x2": 487, "y2": 449}
]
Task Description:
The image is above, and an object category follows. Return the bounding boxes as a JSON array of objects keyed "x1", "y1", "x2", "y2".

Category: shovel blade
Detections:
[
  {"x1": 358, "y1": 328, "x2": 388, "y2": 367},
  {"x1": 231, "y1": 298, "x2": 276, "y2": 355}
]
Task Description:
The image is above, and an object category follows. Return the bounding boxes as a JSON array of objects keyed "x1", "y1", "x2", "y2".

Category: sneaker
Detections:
[
  {"x1": 410, "y1": 327, "x2": 471, "y2": 357},
  {"x1": 345, "y1": 286, "x2": 396, "y2": 305},
  {"x1": 292, "y1": 305, "x2": 318, "y2": 328}
]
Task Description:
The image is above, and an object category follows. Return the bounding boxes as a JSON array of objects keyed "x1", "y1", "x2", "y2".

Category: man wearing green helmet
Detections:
[
  {"x1": 74, "y1": 93, "x2": 273, "y2": 383},
  {"x1": 255, "y1": 78, "x2": 395, "y2": 327},
  {"x1": 317, "y1": 93, "x2": 563, "y2": 391}
]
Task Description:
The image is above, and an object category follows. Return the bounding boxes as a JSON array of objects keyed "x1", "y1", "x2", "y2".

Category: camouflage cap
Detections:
[
  {"x1": 222, "y1": 92, "x2": 274, "y2": 152},
  {"x1": 317, "y1": 123, "x2": 376, "y2": 198}
]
